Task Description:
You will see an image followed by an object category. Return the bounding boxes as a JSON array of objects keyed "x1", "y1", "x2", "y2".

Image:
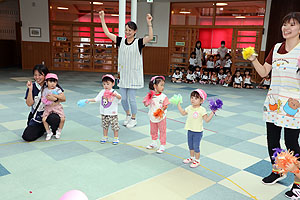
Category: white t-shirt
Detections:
[
  {"x1": 186, "y1": 73, "x2": 195, "y2": 80},
  {"x1": 148, "y1": 93, "x2": 169, "y2": 123},
  {"x1": 215, "y1": 60, "x2": 221, "y2": 68},
  {"x1": 94, "y1": 89, "x2": 121, "y2": 115},
  {"x1": 194, "y1": 71, "x2": 201, "y2": 78},
  {"x1": 224, "y1": 59, "x2": 232, "y2": 68},
  {"x1": 172, "y1": 72, "x2": 182, "y2": 79},
  {"x1": 263, "y1": 79, "x2": 271, "y2": 85},
  {"x1": 189, "y1": 58, "x2": 197, "y2": 66},
  {"x1": 201, "y1": 74, "x2": 209, "y2": 80},
  {"x1": 218, "y1": 73, "x2": 225, "y2": 80},
  {"x1": 234, "y1": 76, "x2": 243, "y2": 84},
  {"x1": 244, "y1": 76, "x2": 251, "y2": 84},
  {"x1": 206, "y1": 61, "x2": 214, "y2": 69}
]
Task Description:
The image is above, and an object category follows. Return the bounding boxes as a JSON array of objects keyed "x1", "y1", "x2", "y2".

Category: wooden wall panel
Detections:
[
  {"x1": 143, "y1": 47, "x2": 169, "y2": 75},
  {"x1": 21, "y1": 41, "x2": 51, "y2": 69}
]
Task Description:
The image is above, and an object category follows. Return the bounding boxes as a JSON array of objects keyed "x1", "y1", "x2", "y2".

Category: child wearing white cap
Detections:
[
  {"x1": 177, "y1": 89, "x2": 215, "y2": 168},
  {"x1": 87, "y1": 74, "x2": 122, "y2": 145}
]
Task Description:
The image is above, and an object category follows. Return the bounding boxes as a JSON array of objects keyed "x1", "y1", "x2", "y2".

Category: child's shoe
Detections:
[
  {"x1": 156, "y1": 145, "x2": 165, "y2": 154},
  {"x1": 183, "y1": 157, "x2": 194, "y2": 164},
  {"x1": 55, "y1": 129, "x2": 61, "y2": 139},
  {"x1": 46, "y1": 131, "x2": 53, "y2": 141},
  {"x1": 112, "y1": 137, "x2": 119, "y2": 145},
  {"x1": 146, "y1": 143, "x2": 157, "y2": 149},
  {"x1": 190, "y1": 160, "x2": 200, "y2": 168},
  {"x1": 100, "y1": 136, "x2": 108, "y2": 144}
]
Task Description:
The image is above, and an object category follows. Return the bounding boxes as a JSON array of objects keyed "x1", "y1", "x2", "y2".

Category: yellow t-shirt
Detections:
[{"x1": 184, "y1": 105, "x2": 207, "y2": 132}]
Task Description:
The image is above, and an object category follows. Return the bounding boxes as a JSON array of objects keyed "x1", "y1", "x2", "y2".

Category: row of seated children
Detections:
[
  {"x1": 189, "y1": 52, "x2": 232, "y2": 73},
  {"x1": 230, "y1": 70, "x2": 271, "y2": 89}
]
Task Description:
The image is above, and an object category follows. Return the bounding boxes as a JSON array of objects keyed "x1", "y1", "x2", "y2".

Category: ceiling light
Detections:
[
  {"x1": 235, "y1": 16, "x2": 246, "y2": 18},
  {"x1": 216, "y1": 3, "x2": 228, "y2": 6},
  {"x1": 57, "y1": 7, "x2": 69, "y2": 10},
  {"x1": 111, "y1": 14, "x2": 119, "y2": 16},
  {"x1": 179, "y1": 11, "x2": 191, "y2": 14},
  {"x1": 91, "y1": 2, "x2": 103, "y2": 5}
]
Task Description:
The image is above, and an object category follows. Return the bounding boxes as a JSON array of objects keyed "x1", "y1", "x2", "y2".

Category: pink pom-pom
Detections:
[
  {"x1": 143, "y1": 90, "x2": 155, "y2": 106},
  {"x1": 103, "y1": 90, "x2": 114, "y2": 102},
  {"x1": 275, "y1": 150, "x2": 298, "y2": 175}
]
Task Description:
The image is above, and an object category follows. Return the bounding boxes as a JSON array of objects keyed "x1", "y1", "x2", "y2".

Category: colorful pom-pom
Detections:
[
  {"x1": 143, "y1": 90, "x2": 155, "y2": 106},
  {"x1": 208, "y1": 98, "x2": 223, "y2": 111},
  {"x1": 153, "y1": 108, "x2": 164, "y2": 119},
  {"x1": 169, "y1": 94, "x2": 183, "y2": 105},
  {"x1": 103, "y1": 90, "x2": 114, "y2": 102},
  {"x1": 274, "y1": 149, "x2": 299, "y2": 175},
  {"x1": 242, "y1": 47, "x2": 258, "y2": 60},
  {"x1": 77, "y1": 99, "x2": 88, "y2": 107}
]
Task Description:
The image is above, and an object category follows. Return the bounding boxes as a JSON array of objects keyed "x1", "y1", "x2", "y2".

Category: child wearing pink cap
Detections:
[
  {"x1": 86, "y1": 74, "x2": 122, "y2": 145},
  {"x1": 144, "y1": 76, "x2": 170, "y2": 153},
  {"x1": 177, "y1": 89, "x2": 215, "y2": 168},
  {"x1": 42, "y1": 73, "x2": 65, "y2": 141}
]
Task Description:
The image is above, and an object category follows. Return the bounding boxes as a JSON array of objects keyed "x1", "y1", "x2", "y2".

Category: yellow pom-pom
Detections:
[{"x1": 242, "y1": 47, "x2": 257, "y2": 60}]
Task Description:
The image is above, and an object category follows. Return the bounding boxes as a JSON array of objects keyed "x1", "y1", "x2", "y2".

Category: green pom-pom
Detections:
[{"x1": 170, "y1": 94, "x2": 183, "y2": 105}]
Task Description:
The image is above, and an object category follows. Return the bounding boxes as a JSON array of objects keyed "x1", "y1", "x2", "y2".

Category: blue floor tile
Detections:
[{"x1": 0, "y1": 164, "x2": 10, "y2": 177}]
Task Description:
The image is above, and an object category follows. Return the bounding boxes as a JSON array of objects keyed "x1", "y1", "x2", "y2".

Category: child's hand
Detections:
[
  {"x1": 146, "y1": 14, "x2": 153, "y2": 24},
  {"x1": 26, "y1": 81, "x2": 33, "y2": 90},
  {"x1": 248, "y1": 54, "x2": 257, "y2": 62},
  {"x1": 99, "y1": 11, "x2": 105, "y2": 19}
]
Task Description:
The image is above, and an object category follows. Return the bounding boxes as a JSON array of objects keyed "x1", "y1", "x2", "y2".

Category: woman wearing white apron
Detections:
[
  {"x1": 249, "y1": 12, "x2": 300, "y2": 198},
  {"x1": 99, "y1": 11, "x2": 153, "y2": 128}
]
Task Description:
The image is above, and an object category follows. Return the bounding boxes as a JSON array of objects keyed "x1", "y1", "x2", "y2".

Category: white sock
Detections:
[
  {"x1": 191, "y1": 157, "x2": 195, "y2": 160},
  {"x1": 152, "y1": 140, "x2": 157, "y2": 145},
  {"x1": 160, "y1": 145, "x2": 165, "y2": 149},
  {"x1": 46, "y1": 130, "x2": 51, "y2": 134}
]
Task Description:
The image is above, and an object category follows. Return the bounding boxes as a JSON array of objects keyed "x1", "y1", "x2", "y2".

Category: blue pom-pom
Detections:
[
  {"x1": 77, "y1": 99, "x2": 88, "y2": 107},
  {"x1": 208, "y1": 98, "x2": 223, "y2": 111}
]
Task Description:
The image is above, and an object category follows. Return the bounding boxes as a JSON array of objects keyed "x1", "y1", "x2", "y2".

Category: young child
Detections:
[
  {"x1": 223, "y1": 71, "x2": 232, "y2": 87},
  {"x1": 243, "y1": 70, "x2": 254, "y2": 89},
  {"x1": 233, "y1": 70, "x2": 243, "y2": 88},
  {"x1": 194, "y1": 66, "x2": 201, "y2": 82},
  {"x1": 224, "y1": 53, "x2": 232, "y2": 71},
  {"x1": 215, "y1": 54, "x2": 222, "y2": 72},
  {"x1": 186, "y1": 69, "x2": 196, "y2": 84},
  {"x1": 195, "y1": 41, "x2": 203, "y2": 68},
  {"x1": 144, "y1": 76, "x2": 169, "y2": 154},
  {"x1": 189, "y1": 52, "x2": 197, "y2": 70},
  {"x1": 218, "y1": 68, "x2": 225, "y2": 85},
  {"x1": 210, "y1": 71, "x2": 218, "y2": 85},
  {"x1": 217, "y1": 41, "x2": 228, "y2": 67},
  {"x1": 42, "y1": 73, "x2": 65, "y2": 141},
  {"x1": 206, "y1": 55, "x2": 215, "y2": 75},
  {"x1": 177, "y1": 89, "x2": 215, "y2": 168},
  {"x1": 200, "y1": 70, "x2": 209, "y2": 84},
  {"x1": 257, "y1": 74, "x2": 271, "y2": 89},
  {"x1": 171, "y1": 67, "x2": 182, "y2": 83},
  {"x1": 181, "y1": 68, "x2": 187, "y2": 82},
  {"x1": 86, "y1": 74, "x2": 122, "y2": 144}
]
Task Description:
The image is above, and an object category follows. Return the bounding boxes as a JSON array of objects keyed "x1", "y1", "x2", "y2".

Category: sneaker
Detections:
[
  {"x1": 156, "y1": 146, "x2": 165, "y2": 154},
  {"x1": 262, "y1": 172, "x2": 287, "y2": 185},
  {"x1": 190, "y1": 160, "x2": 200, "y2": 168},
  {"x1": 100, "y1": 137, "x2": 108, "y2": 144},
  {"x1": 112, "y1": 137, "x2": 119, "y2": 145},
  {"x1": 126, "y1": 119, "x2": 137, "y2": 128},
  {"x1": 55, "y1": 131, "x2": 61, "y2": 139},
  {"x1": 123, "y1": 115, "x2": 131, "y2": 126},
  {"x1": 183, "y1": 157, "x2": 194, "y2": 164},
  {"x1": 46, "y1": 132, "x2": 53, "y2": 141},
  {"x1": 285, "y1": 184, "x2": 299, "y2": 199},
  {"x1": 146, "y1": 143, "x2": 157, "y2": 149}
]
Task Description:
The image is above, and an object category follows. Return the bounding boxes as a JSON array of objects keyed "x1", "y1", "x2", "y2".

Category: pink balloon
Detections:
[{"x1": 59, "y1": 190, "x2": 88, "y2": 200}]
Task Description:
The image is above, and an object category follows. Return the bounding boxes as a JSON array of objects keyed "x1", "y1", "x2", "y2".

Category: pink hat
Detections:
[
  {"x1": 151, "y1": 76, "x2": 165, "y2": 82},
  {"x1": 102, "y1": 74, "x2": 115, "y2": 82},
  {"x1": 45, "y1": 73, "x2": 58, "y2": 80},
  {"x1": 194, "y1": 89, "x2": 207, "y2": 101}
]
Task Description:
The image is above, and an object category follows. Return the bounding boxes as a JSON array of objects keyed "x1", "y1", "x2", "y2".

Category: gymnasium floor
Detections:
[{"x1": 0, "y1": 67, "x2": 295, "y2": 200}]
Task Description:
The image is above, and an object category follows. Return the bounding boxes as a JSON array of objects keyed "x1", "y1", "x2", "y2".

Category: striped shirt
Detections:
[{"x1": 117, "y1": 37, "x2": 145, "y2": 89}]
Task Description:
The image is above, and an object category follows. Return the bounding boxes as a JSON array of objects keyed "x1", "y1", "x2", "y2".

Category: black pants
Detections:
[
  {"x1": 267, "y1": 122, "x2": 300, "y2": 164},
  {"x1": 22, "y1": 113, "x2": 61, "y2": 142}
]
